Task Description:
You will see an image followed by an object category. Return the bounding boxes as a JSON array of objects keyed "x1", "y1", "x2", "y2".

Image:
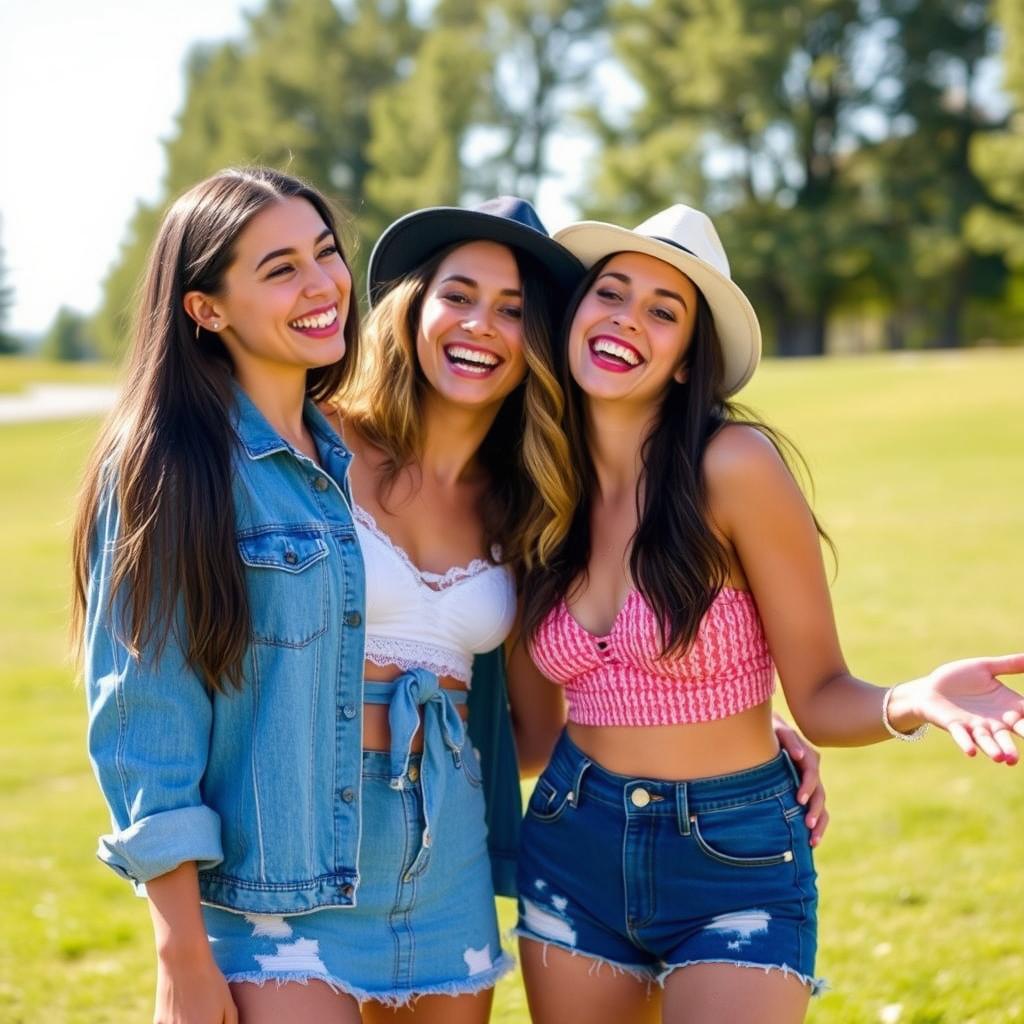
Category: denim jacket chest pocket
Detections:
[{"x1": 237, "y1": 528, "x2": 331, "y2": 647}]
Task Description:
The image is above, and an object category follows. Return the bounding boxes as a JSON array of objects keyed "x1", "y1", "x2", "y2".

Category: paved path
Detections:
[{"x1": 0, "y1": 383, "x2": 118, "y2": 424}]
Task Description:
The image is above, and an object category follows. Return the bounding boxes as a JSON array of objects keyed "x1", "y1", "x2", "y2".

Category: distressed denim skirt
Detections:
[
  {"x1": 515, "y1": 730, "x2": 823, "y2": 994},
  {"x1": 204, "y1": 672, "x2": 512, "y2": 1005}
]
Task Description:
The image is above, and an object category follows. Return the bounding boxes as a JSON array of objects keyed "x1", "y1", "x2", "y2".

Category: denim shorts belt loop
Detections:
[
  {"x1": 516, "y1": 730, "x2": 824, "y2": 995},
  {"x1": 363, "y1": 670, "x2": 468, "y2": 869}
]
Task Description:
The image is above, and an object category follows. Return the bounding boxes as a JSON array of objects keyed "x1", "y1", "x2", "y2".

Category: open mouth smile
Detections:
[
  {"x1": 588, "y1": 334, "x2": 644, "y2": 372},
  {"x1": 443, "y1": 343, "x2": 504, "y2": 377},
  {"x1": 288, "y1": 304, "x2": 339, "y2": 337}
]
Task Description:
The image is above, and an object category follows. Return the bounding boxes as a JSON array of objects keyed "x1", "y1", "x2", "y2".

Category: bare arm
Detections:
[
  {"x1": 505, "y1": 608, "x2": 566, "y2": 777},
  {"x1": 706, "y1": 425, "x2": 1024, "y2": 761},
  {"x1": 147, "y1": 863, "x2": 237, "y2": 1024}
]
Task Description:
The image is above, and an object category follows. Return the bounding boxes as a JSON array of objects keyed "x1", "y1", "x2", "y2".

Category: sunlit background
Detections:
[{"x1": 1, "y1": 3, "x2": 1022, "y2": 1022}]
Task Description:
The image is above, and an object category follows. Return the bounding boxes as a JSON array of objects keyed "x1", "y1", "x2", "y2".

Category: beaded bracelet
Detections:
[{"x1": 882, "y1": 685, "x2": 929, "y2": 742}]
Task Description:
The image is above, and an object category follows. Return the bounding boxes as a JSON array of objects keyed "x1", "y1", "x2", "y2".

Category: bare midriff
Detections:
[
  {"x1": 566, "y1": 699, "x2": 779, "y2": 780},
  {"x1": 362, "y1": 661, "x2": 469, "y2": 752}
]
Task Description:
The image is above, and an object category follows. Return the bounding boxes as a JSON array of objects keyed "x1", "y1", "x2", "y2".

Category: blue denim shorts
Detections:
[
  {"x1": 515, "y1": 731, "x2": 822, "y2": 993},
  {"x1": 204, "y1": 742, "x2": 512, "y2": 1005}
]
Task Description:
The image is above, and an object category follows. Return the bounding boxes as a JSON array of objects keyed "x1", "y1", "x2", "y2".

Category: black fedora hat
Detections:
[{"x1": 367, "y1": 196, "x2": 584, "y2": 305}]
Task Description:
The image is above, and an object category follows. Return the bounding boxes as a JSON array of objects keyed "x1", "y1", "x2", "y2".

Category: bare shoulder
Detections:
[{"x1": 703, "y1": 422, "x2": 790, "y2": 494}]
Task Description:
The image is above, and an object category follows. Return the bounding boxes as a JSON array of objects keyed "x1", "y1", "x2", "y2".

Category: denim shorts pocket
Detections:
[
  {"x1": 460, "y1": 743, "x2": 483, "y2": 789},
  {"x1": 690, "y1": 796, "x2": 795, "y2": 869},
  {"x1": 237, "y1": 528, "x2": 330, "y2": 647},
  {"x1": 525, "y1": 775, "x2": 573, "y2": 823}
]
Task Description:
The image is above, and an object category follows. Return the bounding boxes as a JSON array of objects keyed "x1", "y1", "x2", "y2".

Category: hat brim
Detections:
[
  {"x1": 368, "y1": 207, "x2": 585, "y2": 305},
  {"x1": 553, "y1": 222, "x2": 761, "y2": 396}
]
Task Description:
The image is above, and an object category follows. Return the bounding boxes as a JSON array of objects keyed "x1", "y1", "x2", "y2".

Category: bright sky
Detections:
[
  {"x1": 0, "y1": 1, "x2": 264, "y2": 335},
  {"x1": 0, "y1": 0, "x2": 584, "y2": 338}
]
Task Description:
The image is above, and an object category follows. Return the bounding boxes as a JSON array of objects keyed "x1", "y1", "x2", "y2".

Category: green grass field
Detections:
[{"x1": 1, "y1": 351, "x2": 1022, "y2": 1023}]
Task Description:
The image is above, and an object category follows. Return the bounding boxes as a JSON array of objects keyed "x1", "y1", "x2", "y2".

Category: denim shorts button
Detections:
[
  {"x1": 630, "y1": 787, "x2": 651, "y2": 808},
  {"x1": 407, "y1": 764, "x2": 420, "y2": 783},
  {"x1": 345, "y1": 610, "x2": 362, "y2": 627},
  {"x1": 341, "y1": 787, "x2": 355, "y2": 803},
  {"x1": 313, "y1": 475, "x2": 329, "y2": 492},
  {"x1": 342, "y1": 703, "x2": 356, "y2": 719}
]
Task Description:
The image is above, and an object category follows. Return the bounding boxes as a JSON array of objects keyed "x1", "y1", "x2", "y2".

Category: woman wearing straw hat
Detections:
[{"x1": 513, "y1": 205, "x2": 1024, "y2": 1023}]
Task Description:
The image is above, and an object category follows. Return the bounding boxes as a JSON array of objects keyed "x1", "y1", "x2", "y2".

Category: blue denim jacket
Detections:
[{"x1": 85, "y1": 386, "x2": 368, "y2": 915}]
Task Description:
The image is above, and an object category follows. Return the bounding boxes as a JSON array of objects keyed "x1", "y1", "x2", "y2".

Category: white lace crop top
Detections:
[{"x1": 353, "y1": 504, "x2": 517, "y2": 685}]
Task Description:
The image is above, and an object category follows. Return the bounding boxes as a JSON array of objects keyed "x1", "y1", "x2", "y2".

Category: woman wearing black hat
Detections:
[{"x1": 215, "y1": 197, "x2": 580, "y2": 1021}]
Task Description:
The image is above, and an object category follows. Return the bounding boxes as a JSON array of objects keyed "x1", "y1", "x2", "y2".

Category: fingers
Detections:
[
  {"x1": 971, "y1": 725, "x2": 1005, "y2": 762},
  {"x1": 805, "y1": 783, "x2": 827, "y2": 846},
  {"x1": 774, "y1": 720, "x2": 804, "y2": 760},
  {"x1": 985, "y1": 653, "x2": 1024, "y2": 677},
  {"x1": 992, "y1": 727, "x2": 1020, "y2": 765},
  {"x1": 809, "y1": 808, "x2": 829, "y2": 847},
  {"x1": 947, "y1": 721, "x2": 977, "y2": 757},
  {"x1": 946, "y1": 719, "x2": 1021, "y2": 764}
]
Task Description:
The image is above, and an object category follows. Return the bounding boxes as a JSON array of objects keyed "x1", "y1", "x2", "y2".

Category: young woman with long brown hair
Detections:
[
  {"x1": 514, "y1": 205, "x2": 1024, "y2": 1024},
  {"x1": 75, "y1": 167, "x2": 370, "y2": 1024}
]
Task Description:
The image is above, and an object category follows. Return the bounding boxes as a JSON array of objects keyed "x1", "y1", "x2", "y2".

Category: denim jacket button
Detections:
[
  {"x1": 345, "y1": 610, "x2": 362, "y2": 627},
  {"x1": 341, "y1": 787, "x2": 355, "y2": 803},
  {"x1": 341, "y1": 884, "x2": 354, "y2": 898},
  {"x1": 283, "y1": 550, "x2": 298, "y2": 565},
  {"x1": 341, "y1": 703, "x2": 357, "y2": 720},
  {"x1": 313, "y1": 475, "x2": 329, "y2": 492}
]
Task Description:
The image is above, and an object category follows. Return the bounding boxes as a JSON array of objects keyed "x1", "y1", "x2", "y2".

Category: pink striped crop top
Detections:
[{"x1": 530, "y1": 587, "x2": 775, "y2": 726}]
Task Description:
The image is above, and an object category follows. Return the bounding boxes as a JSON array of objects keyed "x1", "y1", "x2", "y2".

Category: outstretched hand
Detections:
[{"x1": 899, "y1": 653, "x2": 1024, "y2": 763}]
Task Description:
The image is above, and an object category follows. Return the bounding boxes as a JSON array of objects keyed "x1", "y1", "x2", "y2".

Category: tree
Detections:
[
  {"x1": 92, "y1": 0, "x2": 421, "y2": 358},
  {"x1": 472, "y1": 0, "x2": 609, "y2": 203},
  {"x1": 0, "y1": 216, "x2": 18, "y2": 354},
  {"x1": 590, "y1": 0, "x2": 871, "y2": 356},
  {"x1": 41, "y1": 307, "x2": 94, "y2": 362},
  {"x1": 873, "y1": 0, "x2": 1006, "y2": 348},
  {"x1": 363, "y1": 20, "x2": 493, "y2": 240},
  {"x1": 967, "y1": 0, "x2": 1024, "y2": 307}
]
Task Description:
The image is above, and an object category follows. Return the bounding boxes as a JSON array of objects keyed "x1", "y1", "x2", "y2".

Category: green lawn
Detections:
[
  {"x1": 0, "y1": 355, "x2": 119, "y2": 394},
  {"x1": 1, "y1": 350, "x2": 1022, "y2": 1023}
]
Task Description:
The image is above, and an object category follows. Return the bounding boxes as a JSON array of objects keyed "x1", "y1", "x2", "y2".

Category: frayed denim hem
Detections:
[
  {"x1": 513, "y1": 928, "x2": 657, "y2": 989},
  {"x1": 657, "y1": 958, "x2": 828, "y2": 998},
  {"x1": 224, "y1": 951, "x2": 515, "y2": 1007}
]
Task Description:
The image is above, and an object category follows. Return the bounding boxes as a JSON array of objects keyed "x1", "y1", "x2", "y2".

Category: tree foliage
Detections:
[
  {"x1": 41, "y1": 307, "x2": 94, "y2": 362},
  {"x1": 0, "y1": 216, "x2": 17, "y2": 354},
  {"x1": 89, "y1": 0, "x2": 1024, "y2": 359}
]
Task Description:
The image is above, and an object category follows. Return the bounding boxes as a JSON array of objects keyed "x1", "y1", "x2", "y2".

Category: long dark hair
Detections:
[
  {"x1": 340, "y1": 242, "x2": 577, "y2": 571},
  {"x1": 523, "y1": 255, "x2": 831, "y2": 654},
  {"x1": 72, "y1": 167, "x2": 360, "y2": 692}
]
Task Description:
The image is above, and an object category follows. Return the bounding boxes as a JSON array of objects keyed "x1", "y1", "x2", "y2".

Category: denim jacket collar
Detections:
[{"x1": 229, "y1": 379, "x2": 352, "y2": 468}]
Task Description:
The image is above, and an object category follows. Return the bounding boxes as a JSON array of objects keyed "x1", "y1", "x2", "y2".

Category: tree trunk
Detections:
[{"x1": 775, "y1": 309, "x2": 828, "y2": 357}]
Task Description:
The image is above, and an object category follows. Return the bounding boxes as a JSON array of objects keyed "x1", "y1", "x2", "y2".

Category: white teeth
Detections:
[
  {"x1": 592, "y1": 339, "x2": 641, "y2": 366},
  {"x1": 446, "y1": 345, "x2": 500, "y2": 367},
  {"x1": 289, "y1": 306, "x2": 338, "y2": 330}
]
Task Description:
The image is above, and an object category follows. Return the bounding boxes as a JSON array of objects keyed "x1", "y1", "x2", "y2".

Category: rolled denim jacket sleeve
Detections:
[{"x1": 84, "y1": 482, "x2": 223, "y2": 888}]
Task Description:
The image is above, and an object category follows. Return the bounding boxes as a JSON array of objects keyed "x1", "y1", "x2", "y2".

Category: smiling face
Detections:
[
  {"x1": 415, "y1": 240, "x2": 528, "y2": 409},
  {"x1": 185, "y1": 195, "x2": 353, "y2": 384},
  {"x1": 567, "y1": 250, "x2": 699, "y2": 408}
]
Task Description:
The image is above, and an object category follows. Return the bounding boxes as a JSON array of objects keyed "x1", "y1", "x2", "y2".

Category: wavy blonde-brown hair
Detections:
[{"x1": 338, "y1": 242, "x2": 576, "y2": 571}]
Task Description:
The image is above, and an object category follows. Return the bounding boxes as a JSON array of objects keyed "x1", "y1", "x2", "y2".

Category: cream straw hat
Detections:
[{"x1": 554, "y1": 205, "x2": 761, "y2": 395}]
